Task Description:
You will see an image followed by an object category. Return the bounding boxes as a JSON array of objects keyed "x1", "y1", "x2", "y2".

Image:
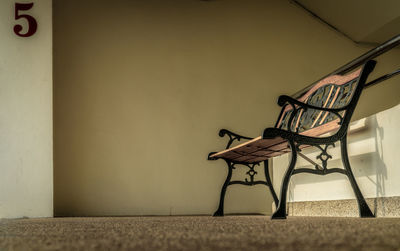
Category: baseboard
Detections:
[{"x1": 287, "y1": 196, "x2": 400, "y2": 217}]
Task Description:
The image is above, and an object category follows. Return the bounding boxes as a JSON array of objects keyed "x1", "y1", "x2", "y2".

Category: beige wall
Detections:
[
  {"x1": 0, "y1": 0, "x2": 53, "y2": 218},
  {"x1": 53, "y1": 0, "x2": 400, "y2": 216}
]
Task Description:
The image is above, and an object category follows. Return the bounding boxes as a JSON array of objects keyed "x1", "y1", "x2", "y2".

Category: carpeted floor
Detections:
[{"x1": 1, "y1": 216, "x2": 400, "y2": 251}]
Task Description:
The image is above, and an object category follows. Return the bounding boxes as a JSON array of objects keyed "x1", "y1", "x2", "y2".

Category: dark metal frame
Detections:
[
  {"x1": 264, "y1": 60, "x2": 376, "y2": 219},
  {"x1": 208, "y1": 129, "x2": 279, "y2": 216},
  {"x1": 207, "y1": 34, "x2": 399, "y2": 219},
  {"x1": 269, "y1": 34, "x2": 400, "y2": 219}
]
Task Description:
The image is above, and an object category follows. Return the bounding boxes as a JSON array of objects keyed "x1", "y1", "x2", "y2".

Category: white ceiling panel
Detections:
[{"x1": 296, "y1": 0, "x2": 400, "y2": 44}]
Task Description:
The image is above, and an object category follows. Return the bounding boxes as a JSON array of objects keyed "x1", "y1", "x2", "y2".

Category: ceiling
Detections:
[{"x1": 295, "y1": 0, "x2": 400, "y2": 44}]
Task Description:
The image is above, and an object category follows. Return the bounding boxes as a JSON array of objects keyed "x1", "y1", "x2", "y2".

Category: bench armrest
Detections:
[
  {"x1": 278, "y1": 95, "x2": 348, "y2": 113},
  {"x1": 207, "y1": 129, "x2": 253, "y2": 160},
  {"x1": 277, "y1": 95, "x2": 346, "y2": 130},
  {"x1": 218, "y1": 129, "x2": 253, "y2": 149}
]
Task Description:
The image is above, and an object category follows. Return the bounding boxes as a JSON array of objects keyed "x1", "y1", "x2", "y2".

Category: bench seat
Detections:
[{"x1": 209, "y1": 119, "x2": 340, "y2": 163}]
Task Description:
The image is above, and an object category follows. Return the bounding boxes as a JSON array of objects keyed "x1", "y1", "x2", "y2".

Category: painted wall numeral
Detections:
[{"x1": 14, "y1": 2, "x2": 37, "y2": 37}]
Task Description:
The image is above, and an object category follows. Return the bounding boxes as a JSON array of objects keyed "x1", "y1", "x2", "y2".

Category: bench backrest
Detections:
[{"x1": 275, "y1": 60, "x2": 376, "y2": 137}]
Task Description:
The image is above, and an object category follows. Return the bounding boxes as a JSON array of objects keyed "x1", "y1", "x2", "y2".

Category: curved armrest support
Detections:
[
  {"x1": 278, "y1": 95, "x2": 346, "y2": 125},
  {"x1": 219, "y1": 129, "x2": 253, "y2": 149},
  {"x1": 278, "y1": 95, "x2": 348, "y2": 112}
]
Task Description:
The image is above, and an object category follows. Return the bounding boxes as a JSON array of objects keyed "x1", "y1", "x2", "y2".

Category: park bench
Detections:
[{"x1": 208, "y1": 35, "x2": 400, "y2": 219}]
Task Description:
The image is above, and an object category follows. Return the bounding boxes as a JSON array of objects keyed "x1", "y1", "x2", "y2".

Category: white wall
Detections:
[
  {"x1": 0, "y1": 0, "x2": 53, "y2": 218},
  {"x1": 273, "y1": 103, "x2": 400, "y2": 202}
]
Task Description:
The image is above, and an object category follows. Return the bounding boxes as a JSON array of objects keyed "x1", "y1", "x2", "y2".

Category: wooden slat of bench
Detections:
[
  {"x1": 234, "y1": 143, "x2": 310, "y2": 163},
  {"x1": 210, "y1": 136, "x2": 283, "y2": 158},
  {"x1": 210, "y1": 119, "x2": 340, "y2": 163}
]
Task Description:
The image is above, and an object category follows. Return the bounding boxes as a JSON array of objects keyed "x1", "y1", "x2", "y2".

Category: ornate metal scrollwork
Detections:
[
  {"x1": 245, "y1": 163, "x2": 259, "y2": 184},
  {"x1": 218, "y1": 129, "x2": 253, "y2": 149},
  {"x1": 227, "y1": 162, "x2": 267, "y2": 186},
  {"x1": 315, "y1": 143, "x2": 335, "y2": 170}
]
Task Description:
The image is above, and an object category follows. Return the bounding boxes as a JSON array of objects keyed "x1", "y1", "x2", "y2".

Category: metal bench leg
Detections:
[
  {"x1": 272, "y1": 140, "x2": 297, "y2": 219},
  {"x1": 213, "y1": 160, "x2": 233, "y2": 216},
  {"x1": 341, "y1": 137, "x2": 374, "y2": 218},
  {"x1": 264, "y1": 160, "x2": 279, "y2": 209}
]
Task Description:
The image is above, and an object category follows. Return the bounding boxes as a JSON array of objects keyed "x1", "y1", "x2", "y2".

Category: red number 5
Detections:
[{"x1": 14, "y1": 2, "x2": 37, "y2": 37}]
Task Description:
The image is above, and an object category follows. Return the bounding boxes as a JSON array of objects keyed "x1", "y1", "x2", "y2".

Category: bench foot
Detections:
[
  {"x1": 213, "y1": 209, "x2": 224, "y2": 217},
  {"x1": 360, "y1": 210, "x2": 375, "y2": 218},
  {"x1": 271, "y1": 207, "x2": 287, "y2": 219}
]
